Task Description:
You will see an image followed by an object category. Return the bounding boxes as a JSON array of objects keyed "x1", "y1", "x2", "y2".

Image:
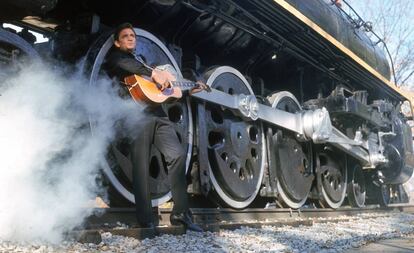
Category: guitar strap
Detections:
[{"x1": 131, "y1": 53, "x2": 154, "y2": 71}]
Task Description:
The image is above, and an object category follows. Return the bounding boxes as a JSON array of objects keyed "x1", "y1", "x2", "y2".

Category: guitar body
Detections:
[{"x1": 124, "y1": 74, "x2": 182, "y2": 105}]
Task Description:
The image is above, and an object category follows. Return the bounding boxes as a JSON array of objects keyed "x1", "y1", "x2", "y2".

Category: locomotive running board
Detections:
[{"x1": 192, "y1": 89, "x2": 371, "y2": 165}]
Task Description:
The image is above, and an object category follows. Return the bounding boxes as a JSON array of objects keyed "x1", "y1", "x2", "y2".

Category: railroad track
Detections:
[{"x1": 73, "y1": 204, "x2": 414, "y2": 243}]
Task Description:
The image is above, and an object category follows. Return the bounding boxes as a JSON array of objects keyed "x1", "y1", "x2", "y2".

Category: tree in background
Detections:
[{"x1": 342, "y1": 0, "x2": 414, "y2": 87}]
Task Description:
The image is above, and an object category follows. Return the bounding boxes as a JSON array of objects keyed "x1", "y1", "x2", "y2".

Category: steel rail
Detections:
[{"x1": 75, "y1": 204, "x2": 414, "y2": 243}]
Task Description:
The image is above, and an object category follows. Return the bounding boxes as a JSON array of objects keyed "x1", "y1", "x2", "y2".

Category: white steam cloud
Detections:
[
  {"x1": 404, "y1": 174, "x2": 414, "y2": 203},
  {"x1": 0, "y1": 61, "x2": 142, "y2": 243}
]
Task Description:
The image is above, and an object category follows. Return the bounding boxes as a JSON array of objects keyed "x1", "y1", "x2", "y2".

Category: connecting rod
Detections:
[{"x1": 192, "y1": 89, "x2": 373, "y2": 166}]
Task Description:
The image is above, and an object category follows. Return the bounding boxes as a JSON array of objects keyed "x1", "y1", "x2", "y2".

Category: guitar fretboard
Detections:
[{"x1": 171, "y1": 80, "x2": 198, "y2": 90}]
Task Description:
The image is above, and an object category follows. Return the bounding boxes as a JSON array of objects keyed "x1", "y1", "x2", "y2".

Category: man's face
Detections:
[{"x1": 114, "y1": 28, "x2": 136, "y2": 52}]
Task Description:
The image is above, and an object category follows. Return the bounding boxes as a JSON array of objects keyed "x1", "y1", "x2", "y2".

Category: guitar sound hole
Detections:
[{"x1": 168, "y1": 105, "x2": 183, "y2": 123}]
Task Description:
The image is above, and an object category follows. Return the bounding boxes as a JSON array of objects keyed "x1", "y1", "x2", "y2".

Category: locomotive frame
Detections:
[{"x1": 1, "y1": 0, "x2": 413, "y2": 210}]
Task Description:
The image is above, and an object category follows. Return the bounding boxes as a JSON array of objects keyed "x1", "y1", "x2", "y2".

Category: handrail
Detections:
[{"x1": 331, "y1": 0, "x2": 398, "y2": 87}]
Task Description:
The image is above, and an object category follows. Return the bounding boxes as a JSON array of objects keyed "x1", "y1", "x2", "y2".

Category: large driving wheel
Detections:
[
  {"x1": 368, "y1": 183, "x2": 408, "y2": 207},
  {"x1": 84, "y1": 28, "x2": 193, "y2": 207},
  {"x1": 0, "y1": 28, "x2": 40, "y2": 78},
  {"x1": 317, "y1": 149, "x2": 347, "y2": 208},
  {"x1": 266, "y1": 92, "x2": 313, "y2": 209},
  {"x1": 197, "y1": 66, "x2": 265, "y2": 209},
  {"x1": 347, "y1": 162, "x2": 366, "y2": 208},
  {"x1": 378, "y1": 184, "x2": 392, "y2": 207}
]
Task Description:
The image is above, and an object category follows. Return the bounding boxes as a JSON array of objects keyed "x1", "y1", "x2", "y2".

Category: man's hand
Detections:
[
  {"x1": 190, "y1": 81, "x2": 211, "y2": 94},
  {"x1": 332, "y1": 0, "x2": 342, "y2": 7},
  {"x1": 151, "y1": 69, "x2": 175, "y2": 91}
]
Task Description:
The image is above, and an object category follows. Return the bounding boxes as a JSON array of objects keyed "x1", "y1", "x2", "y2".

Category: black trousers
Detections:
[{"x1": 131, "y1": 116, "x2": 188, "y2": 224}]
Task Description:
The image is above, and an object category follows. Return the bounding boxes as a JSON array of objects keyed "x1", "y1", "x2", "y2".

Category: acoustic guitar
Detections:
[{"x1": 123, "y1": 74, "x2": 201, "y2": 105}]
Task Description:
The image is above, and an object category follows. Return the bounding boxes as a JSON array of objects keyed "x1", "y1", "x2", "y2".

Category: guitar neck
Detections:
[{"x1": 171, "y1": 80, "x2": 198, "y2": 90}]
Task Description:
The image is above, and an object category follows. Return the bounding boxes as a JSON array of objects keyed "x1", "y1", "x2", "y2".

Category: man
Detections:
[
  {"x1": 332, "y1": 0, "x2": 342, "y2": 7},
  {"x1": 106, "y1": 23, "x2": 207, "y2": 232}
]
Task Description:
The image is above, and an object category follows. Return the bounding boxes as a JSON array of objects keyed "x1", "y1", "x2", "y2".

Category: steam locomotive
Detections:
[{"x1": 1, "y1": 0, "x2": 413, "y2": 209}]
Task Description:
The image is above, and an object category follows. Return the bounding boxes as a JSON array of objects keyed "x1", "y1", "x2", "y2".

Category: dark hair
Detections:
[{"x1": 113, "y1": 22, "x2": 136, "y2": 41}]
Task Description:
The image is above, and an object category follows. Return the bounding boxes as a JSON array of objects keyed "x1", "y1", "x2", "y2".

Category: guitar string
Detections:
[{"x1": 132, "y1": 53, "x2": 198, "y2": 89}]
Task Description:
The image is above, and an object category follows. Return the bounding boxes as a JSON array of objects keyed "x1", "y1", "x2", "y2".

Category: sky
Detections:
[
  {"x1": 2, "y1": 23, "x2": 49, "y2": 43},
  {"x1": 344, "y1": 0, "x2": 414, "y2": 87}
]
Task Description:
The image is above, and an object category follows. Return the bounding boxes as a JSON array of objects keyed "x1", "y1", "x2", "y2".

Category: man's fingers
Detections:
[
  {"x1": 190, "y1": 84, "x2": 211, "y2": 94},
  {"x1": 199, "y1": 83, "x2": 211, "y2": 92},
  {"x1": 204, "y1": 85, "x2": 212, "y2": 92},
  {"x1": 159, "y1": 82, "x2": 166, "y2": 91},
  {"x1": 195, "y1": 81, "x2": 211, "y2": 92}
]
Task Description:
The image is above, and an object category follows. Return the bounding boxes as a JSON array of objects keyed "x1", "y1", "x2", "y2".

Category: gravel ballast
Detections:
[{"x1": 1, "y1": 212, "x2": 414, "y2": 252}]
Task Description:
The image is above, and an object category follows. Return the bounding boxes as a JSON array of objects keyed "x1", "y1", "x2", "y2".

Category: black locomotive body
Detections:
[{"x1": 1, "y1": 0, "x2": 413, "y2": 209}]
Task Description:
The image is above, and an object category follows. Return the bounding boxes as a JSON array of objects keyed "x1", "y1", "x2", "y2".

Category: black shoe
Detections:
[
  {"x1": 138, "y1": 222, "x2": 156, "y2": 230},
  {"x1": 170, "y1": 211, "x2": 203, "y2": 232}
]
